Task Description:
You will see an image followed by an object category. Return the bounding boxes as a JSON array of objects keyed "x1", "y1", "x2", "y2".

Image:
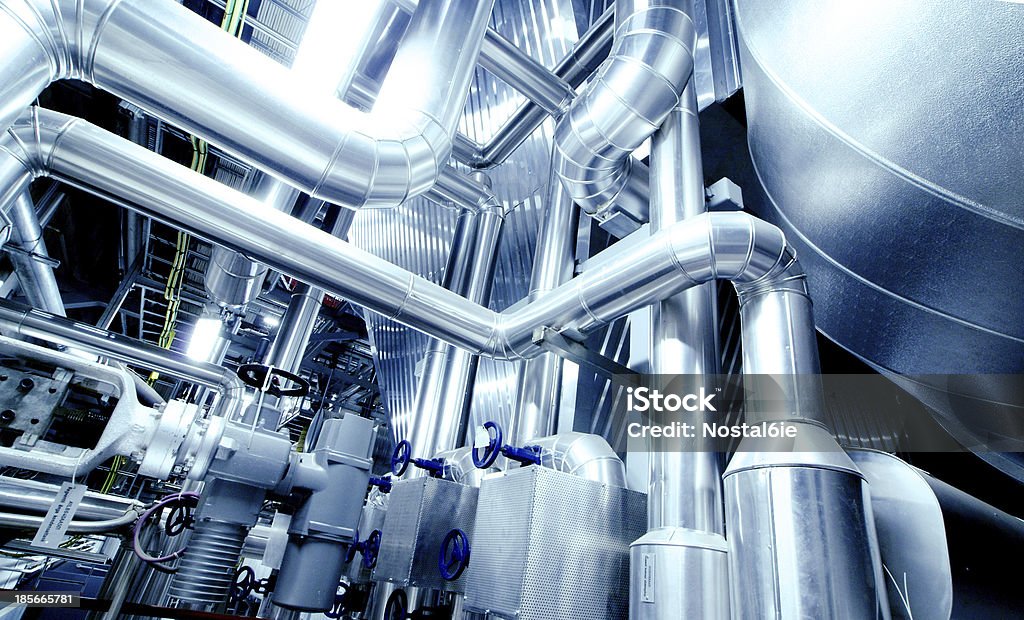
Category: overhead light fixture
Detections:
[{"x1": 186, "y1": 317, "x2": 223, "y2": 361}]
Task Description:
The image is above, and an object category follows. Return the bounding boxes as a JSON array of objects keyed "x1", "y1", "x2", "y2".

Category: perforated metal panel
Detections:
[
  {"x1": 372, "y1": 477, "x2": 479, "y2": 592},
  {"x1": 465, "y1": 467, "x2": 646, "y2": 619}
]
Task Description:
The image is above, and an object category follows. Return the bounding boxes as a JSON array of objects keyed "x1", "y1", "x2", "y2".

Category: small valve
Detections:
[
  {"x1": 369, "y1": 476, "x2": 393, "y2": 493},
  {"x1": 346, "y1": 529, "x2": 382, "y2": 569},
  {"x1": 472, "y1": 421, "x2": 542, "y2": 468},
  {"x1": 438, "y1": 528, "x2": 471, "y2": 581},
  {"x1": 391, "y1": 439, "x2": 446, "y2": 478}
]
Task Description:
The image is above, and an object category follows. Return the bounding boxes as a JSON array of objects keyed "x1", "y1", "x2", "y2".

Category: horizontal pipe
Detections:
[
  {"x1": 0, "y1": 507, "x2": 141, "y2": 533},
  {"x1": 553, "y1": 2, "x2": 696, "y2": 225},
  {"x1": 3, "y1": 108, "x2": 803, "y2": 364},
  {"x1": 0, "y1": 0, "x2": 494, "y2": 209},
  {"x1": 0, "y1": 297, "x2": 244, "y2": 417},
  {"x1": 0, "y1": 476, "x2": 141, "y2": 521}
]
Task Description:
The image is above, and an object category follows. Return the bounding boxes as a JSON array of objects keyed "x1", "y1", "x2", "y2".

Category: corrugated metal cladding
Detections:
[{"x1": 349, "y1": 0, "x2": 613, "y2": 446}]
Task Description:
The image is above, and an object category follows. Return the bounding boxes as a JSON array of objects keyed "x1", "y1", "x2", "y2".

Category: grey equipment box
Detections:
[
  {"x1": 464, "y1": 466, "x2": 646, "y2": 620},
  {"x1": 372, "y1": 476, "x2": 479, "y2": 592}
]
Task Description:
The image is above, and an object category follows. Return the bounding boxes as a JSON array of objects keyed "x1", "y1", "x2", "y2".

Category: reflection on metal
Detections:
[
  {"x1": 734, "y1": 0, "x2": 1024, "y2": 478},
  {"x1": 849, "y1": 449, "x2": 952, "y2": 620}
]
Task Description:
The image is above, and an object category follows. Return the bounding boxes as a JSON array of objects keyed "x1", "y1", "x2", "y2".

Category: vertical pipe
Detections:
[
  {"x1": 630, "y1": 77, "x2": 730, "y2": 618},
  {"x1": 6, "y1": 192, "x2": 65, "y2": 316},
  {"x1": 511, "y1": 160, "x2": 578, "y2": 443},
  {"x1": 646, "y1": 82, "x2": 721, "y2": 533},
  {"x1": 408, "y1": 200, "x2": 504, "y2": 459}
]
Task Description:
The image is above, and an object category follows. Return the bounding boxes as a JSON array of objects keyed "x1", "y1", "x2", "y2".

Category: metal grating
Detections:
[
  {"x1": 372, "y1": 477, "x2": 479, "y2": 592},
  {"x1": 465, "y1": 467, "x2": 646, "y2": 619}
]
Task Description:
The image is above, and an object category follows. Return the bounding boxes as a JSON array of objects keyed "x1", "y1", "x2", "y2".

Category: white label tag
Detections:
[
  {"x1": 473, "y1": 427, "x2": 490, "y2": 449},
  {"x1": 641, "y1": 552, "x2": 656, "y2": 603},
  {"x1": 31, "y1": 482, "x2": 87, "y2": 549}
]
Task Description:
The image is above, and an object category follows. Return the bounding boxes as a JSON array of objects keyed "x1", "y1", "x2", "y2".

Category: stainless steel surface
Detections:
[
  {"x1": 0, "y1": 0, "x2": 494, "y2": 209},
  {"x1": 5, "y1": 191, "x2": 64, "y2": 315},
  {"x1": 266, "y1": 283, "x2": 323, "y2": 374},
  {"x1": 637, "y1": 75, "x2": 728, "y2": 619},
  {"x1": 465, "y1": 466, "x2": 645, "y2": 619},
  {"x1": 373, "y1": 476, "x2": 479, "y2": 592},
  {"x1": 0, "y1": 476, "x2": 141, "y2": 521},
  {"x1": 204, "y1": 246, "x2": 270, "y2": 309},
  {"x1": 530, "y1": 432, "x2": 626, "y2": 487},
  {"x1": 724, "y1": 452, "x2": 889, "y2": 620},
  {"x1": 629, "y1": 528, "x2": 729, "y2": 620},
  {"x1": 405, "y1": 201, "x2": 504, "y2": 459},
  {"x1": 734, "y1": 0, "x2": 1024, "y2": 476},
  {"x1": 849, "y1": 449, "x2": 953, "y2": 620},
  {"x1": 553, "y1": 0, "x2": 696, "y2": 232},
  {"x1": 0, "y1": 298, "x2": 244, "y2": 417},
  {"x1": 511, "y1": 156, "x2": 577, "y2": 444}
]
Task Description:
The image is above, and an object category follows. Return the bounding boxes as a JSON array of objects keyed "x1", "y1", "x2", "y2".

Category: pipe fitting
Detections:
[{"x1": 553, "y1": 3, "x2": 697, "y2": 230}]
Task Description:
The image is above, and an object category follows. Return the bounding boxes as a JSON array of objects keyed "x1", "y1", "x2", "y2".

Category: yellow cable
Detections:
[{"x1": 147, "y1": 0, "x2": 248, "y2": 386}]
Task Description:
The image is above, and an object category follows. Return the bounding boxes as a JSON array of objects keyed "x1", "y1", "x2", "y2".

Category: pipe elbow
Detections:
[
  {"x1": 318, "y1": 113, "x2": 450, "y2": 208},
  {"x1": 552, "y1": 5, "x2": 696, "y2": 220},
  {"x1": 531, "y1": 432, "x2": 626, "y2": 487}
]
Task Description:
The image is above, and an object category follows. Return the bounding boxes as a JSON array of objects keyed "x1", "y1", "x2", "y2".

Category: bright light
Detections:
[
  {"x1": 186, "y1": 317, "x2": 223, "y2": 361},
  {"x1": 263, "y1": 314, "x2": 281, "y2": 329},
  {"x1": 291, "y1": 0, "x2": 383, "y2": 98}
]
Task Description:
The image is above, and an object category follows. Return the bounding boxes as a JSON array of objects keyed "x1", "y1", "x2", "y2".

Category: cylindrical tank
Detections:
[{"x1": 734, "y1": 0, "x2": 1024, "y2": 477}]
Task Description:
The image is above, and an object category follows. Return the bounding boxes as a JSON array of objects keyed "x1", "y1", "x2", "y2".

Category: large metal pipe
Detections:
[
  {"x1": 5, "y1": 191, "x2": 64, "y2": 315},
  {"x1": 204, "y1": 177, "x2": 300, "y2": 309},
  {"x1": 511, "y1": 161, "x2": 578, "y2": 443},
  {"x1": 0, "y1": 0, "x2": 494, "y2": 209},
  {"x1": 631, "y1": 78, "x2": 729, "y2": 620},
  {"x1": 0, "y1": 476, "x2": 140, "y2": 521},
  {"x1": 722, "y1": 258, "x2": 890, "y2": 617},
  {"x1": 3, "y1": 108, "x2": 803, "y2": 365},
  {"x1": 553, "y1": 0, "x2": 696, "y2": 231},
  {"x1": 406, "y1": 191, "x2": 504, "y2": 458}
]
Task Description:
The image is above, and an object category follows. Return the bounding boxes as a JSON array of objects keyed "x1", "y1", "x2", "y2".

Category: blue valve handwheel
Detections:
[
  {"x1": 345, "y1": 529, "x2": 361, "y2": 564},
  {"x1": 438, "y1": 528, "x2": 471, "y2": 581},
  {"x1": 384, "y1": 588, "x2": 408, "y2": 620},
  {"x1": 363, "y1": 529, "x2": 382, "y2": 569},
  {"x1": 392, "y1": 440, "x2": 412, "y2": 476},
  {"x1": 472, "y1": 421, "x2": 502, "y2": 469}
]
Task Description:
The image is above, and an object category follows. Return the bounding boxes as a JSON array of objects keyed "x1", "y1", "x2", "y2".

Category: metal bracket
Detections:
[{"x1": 531, "y1": 327, "x2": 638, "y2": 379}]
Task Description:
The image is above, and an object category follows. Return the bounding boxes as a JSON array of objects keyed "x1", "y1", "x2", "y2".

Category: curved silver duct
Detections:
[
  {"x1": 0, "y1": 0, "x2": 494, "y2": 209},
  {"x1": 3, "y1": 107, "x2": 803, "y2": 365},
  {"x1": 553, "y1": 0, "x2": 696, "y2": 231},
  {"x1": 529, "y1": 432, "x2": 626, "y2": 488}
]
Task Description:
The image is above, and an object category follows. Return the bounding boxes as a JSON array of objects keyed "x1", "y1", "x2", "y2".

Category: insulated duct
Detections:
[
  {"x1": 553, "y1": 0, "x2": 697, "y2": 233},
  {"x1": 631, "y1": 76, "x2": 728, "y2": 619},
  {"x1": 3, "y1": 107, "x2": 806, "y2": 365},
  {"x1": 406, "y1": 191, "x2": 504, "y2": 458},
  {"x1": 0, "y1": 0, "x2": 494, "y2": 208},
  {"x1": 510, "y1": 158, "x2": 578, "y2": 443}
]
